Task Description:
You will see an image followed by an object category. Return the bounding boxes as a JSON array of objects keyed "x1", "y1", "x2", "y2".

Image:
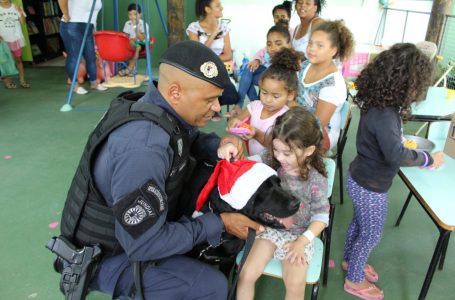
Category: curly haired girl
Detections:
[
  {"x1": 227, "y1": 47, "x2": 303, "y2": 156},
  {"x1": 342, "y1": 43, "x2": 445, "y2": 300}
]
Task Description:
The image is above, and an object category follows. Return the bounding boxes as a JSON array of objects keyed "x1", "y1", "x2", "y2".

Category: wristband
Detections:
[
  {"x1": 303, "y1": 230, "x2": 315, "y2": 242},
  {"x1": 422, "y1": 151, "x2": 429, "y2": 167}
]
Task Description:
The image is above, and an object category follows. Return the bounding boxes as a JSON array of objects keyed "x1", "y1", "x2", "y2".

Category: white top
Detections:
[
  {"x1": 0, "y1": 4, "x2": 25, "y2": 45},
  {"x1": 67, "y1": 0, "x2": 102, "y2": 26},
  {"x1": 297, "y1": 61, "x2": 347, "y2": 148},
  {"x1": 292, "y1": 18, "x2": 319, "y2": 58},
  {"x1": 247, "y1": 101, "x2": 289, "y2": 156},
  {"x1": 186, "y1": 21, "x2": 230, "y2": 56},
  {"x1": 123, "y1": 19, "x2": 149, "y2": 39}
]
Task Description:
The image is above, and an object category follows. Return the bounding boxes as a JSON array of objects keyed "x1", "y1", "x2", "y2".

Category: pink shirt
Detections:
[{"x1": 247, "y1": 101, "x2": 289, "y2": 156}]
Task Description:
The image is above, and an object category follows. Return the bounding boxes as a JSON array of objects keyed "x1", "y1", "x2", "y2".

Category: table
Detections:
[
  {"x1": 411, "y1": 87, "x2": 455, "y2": 121},
  {"x1": 396, "y1": 139, "x2": 455, "y2": 300}
]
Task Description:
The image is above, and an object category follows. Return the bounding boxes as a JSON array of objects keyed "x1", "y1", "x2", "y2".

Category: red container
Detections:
[{"x1": 94, "y1": 30, "x2": 135, "y2": 62}]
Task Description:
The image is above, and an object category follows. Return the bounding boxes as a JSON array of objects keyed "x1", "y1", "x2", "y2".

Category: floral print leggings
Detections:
[{"x1": 343, "y1": 175, "x2": 388, "y2": 282}]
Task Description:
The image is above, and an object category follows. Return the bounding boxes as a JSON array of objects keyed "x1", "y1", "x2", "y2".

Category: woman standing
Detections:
[
  {"x1": 187, "y1": 0, "x2": 237, "y2": 121},
  {"x1": 58, "y1": 0, "x2": 107, "y2": 94},
  {"x1": 292, "y1": 0, "x2": 325, "y2": 59}
]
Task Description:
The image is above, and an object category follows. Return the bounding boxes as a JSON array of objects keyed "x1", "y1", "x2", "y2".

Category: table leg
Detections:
[
  {"x1": 438, "y1": 232, "x2": 451, "y2": 271},
  {"x1": 419, "y1": 229, "x2": 450, "y2": 300},
  {"x1": 395, "y1": 192, "x2": 413, "y2": 227}
]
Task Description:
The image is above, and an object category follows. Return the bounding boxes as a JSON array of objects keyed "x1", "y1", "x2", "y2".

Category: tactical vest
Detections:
[{"x1": 60, "y1": 92, "x2": 194, "y2": 255}]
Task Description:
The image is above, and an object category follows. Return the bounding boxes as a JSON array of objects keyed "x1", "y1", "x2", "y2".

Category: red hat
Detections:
[{"x1": 195, "y1": 160, "x2": 277, "y2": 212}]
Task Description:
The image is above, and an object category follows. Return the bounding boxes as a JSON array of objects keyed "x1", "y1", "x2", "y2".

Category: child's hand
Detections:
[
  {"x1": 226, "y1": 117, "x2": 243, "y2": 130},
  {"x1": 247, "y1": 60, "x2": 260, "y2": 72},
  {"x1": 217, "y1": 143, "x2": 238, "y2": 161},
  {"x1": 240, "y1": 126, "x2": 256, "y2": 140},
  {"x1": 283, "y1": 238, "x2": 308, "y2": 265},
  {"x1": 429, "y1": 151, "x2": 445, "y2": 169}
]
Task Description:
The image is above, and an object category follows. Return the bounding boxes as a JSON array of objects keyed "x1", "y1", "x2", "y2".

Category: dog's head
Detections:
[{"x1": 207, "y1": 175, "x2": 300, "y2": 229}]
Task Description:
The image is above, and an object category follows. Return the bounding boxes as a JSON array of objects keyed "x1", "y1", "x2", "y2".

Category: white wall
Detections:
[{"x1": 222, "y1": 0, "x2": 434, "y2": 65}]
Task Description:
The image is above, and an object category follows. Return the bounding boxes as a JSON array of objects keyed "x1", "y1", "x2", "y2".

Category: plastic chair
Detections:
[
  {"x1": 235, "y1": 238, "x2": 324, "y2": 300},
  {"x1": 93, "y1": 30, "x2": 155, "y2": 76},
  {"x1": 328, "y1": 101, "x2": 352, "y2": 205},
  {"x1": 321, "y1": 158, "x2": 336, "y2": 286},
  {"x1": 233, "y1": 158, "x2": 336, "y2": 298}
]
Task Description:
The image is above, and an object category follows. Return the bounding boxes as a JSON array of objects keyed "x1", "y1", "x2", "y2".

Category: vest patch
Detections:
[{"x1": 113, "y1": 181, "x2": 167, "y2": 238}]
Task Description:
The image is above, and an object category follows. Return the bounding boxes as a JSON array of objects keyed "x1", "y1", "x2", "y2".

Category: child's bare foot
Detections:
[
  {"x1": 344, "y1": 279, "x2": 384, "y2": 300},
  {"x1": 342, "y1": 260, "x2": 379, "y2": 282}
]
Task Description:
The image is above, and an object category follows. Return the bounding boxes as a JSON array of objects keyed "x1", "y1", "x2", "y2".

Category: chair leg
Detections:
[
  {"x1": 395, "y1": 191, "x2": 413, "y2": 227},
  {"x1": 338, "y1": 154, "x2": 344, "y2": 205},
  {"x1": 323, "y1": 204, "x2": 335, "y2": 286},
  {"x1": 311, "y1": 282, "x2": 320, "y2": 300}
]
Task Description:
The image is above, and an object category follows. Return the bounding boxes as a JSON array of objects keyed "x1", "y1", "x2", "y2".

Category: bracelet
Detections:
[
  {"x1": 303, "y1": 230, "x2": 315, "y2": 242},
  {"x1": 422, "y1": 151, "x2": 429, "y2": 167}
]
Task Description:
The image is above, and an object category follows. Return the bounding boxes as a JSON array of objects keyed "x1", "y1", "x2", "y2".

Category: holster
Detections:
[{"x1": 46, "y1": 236, "x2": 102, "y2": 300}]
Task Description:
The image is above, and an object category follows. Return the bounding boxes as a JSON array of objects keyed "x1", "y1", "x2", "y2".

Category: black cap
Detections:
[{"x1": 160, "y1": 40, "x2": 231, "y2": 89}]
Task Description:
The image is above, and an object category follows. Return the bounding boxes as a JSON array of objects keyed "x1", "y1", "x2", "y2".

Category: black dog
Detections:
[{"x1": 182, "y1": 160, "x2": 300, "y2": 256}]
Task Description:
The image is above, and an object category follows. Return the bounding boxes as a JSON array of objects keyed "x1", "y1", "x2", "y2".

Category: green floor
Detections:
[{"x1": 0, "y1": 66, "x2": 453, "y2": 300}]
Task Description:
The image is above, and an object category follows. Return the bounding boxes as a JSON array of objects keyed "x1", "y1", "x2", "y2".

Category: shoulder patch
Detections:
[{"x1": 112, "y1": 181, "x2": 167, "y2": 238}]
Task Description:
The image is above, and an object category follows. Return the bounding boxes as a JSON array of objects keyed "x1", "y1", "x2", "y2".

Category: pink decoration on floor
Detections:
[
  {"x1": 329, "y1": 259, "x2": 335, "y2": 268},
  {"x1": 4, "y1": 155, "x2": 12, "y2": 159},
  {"x1": 48, "y1": 221, "x2": 59, "y2": 229}
]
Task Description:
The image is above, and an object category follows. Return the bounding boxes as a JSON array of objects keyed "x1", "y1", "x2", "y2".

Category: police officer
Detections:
[{"x1": 58, "y1": 41, "x2": 262, "y2": 299}]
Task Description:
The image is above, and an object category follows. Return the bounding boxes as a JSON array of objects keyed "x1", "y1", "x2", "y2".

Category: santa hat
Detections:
[{"x1": 195, "y1": 160, "x2": 277, "y2": 212}]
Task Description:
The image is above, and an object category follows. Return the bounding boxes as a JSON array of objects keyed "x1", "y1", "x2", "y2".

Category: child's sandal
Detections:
[
  {"x1": 20, "y1": 81, "x2": 31, "y2": 88},
  {"x1": 4, "y1": 82, "x2": 17, "y2": 89},
  {"x1": 118, "y1": 68, "x2": 130, "y2": 76},
  {"x1": 344, "y1": 282, "x2": 384, "y2": 300}
]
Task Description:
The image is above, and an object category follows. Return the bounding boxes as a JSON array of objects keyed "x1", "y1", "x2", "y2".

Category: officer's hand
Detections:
[
  {"x1": 219, "y1": 135, "x2": 245, "y2": 161},
  {"x1": 219, "y1": 212, "x2": 264, "y2": 240}
]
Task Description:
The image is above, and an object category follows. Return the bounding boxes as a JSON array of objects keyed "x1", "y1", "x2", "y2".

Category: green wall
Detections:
[
  {"x1": 13, "y1": 0, "x2": 33, "y2": 61},
  {"x1": 100, "y1": 0, "x2": 196, "y2": 68}
]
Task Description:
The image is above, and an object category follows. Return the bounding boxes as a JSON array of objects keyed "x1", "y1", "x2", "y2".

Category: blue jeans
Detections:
[
  {"x1": 237, "y1": 65, "x2": 266, "y2": 107},
  {"x1": 60, "y1": 22, "x2": 97, "y2": 83}
]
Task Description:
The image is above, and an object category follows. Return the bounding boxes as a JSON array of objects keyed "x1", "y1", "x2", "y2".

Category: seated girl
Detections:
[
  {"x1": 227, "y1": 48, "x2": 303, "y2": 156},
  {"x1": 187, "y1": 0, "x2": 237, "y2": 122},
  {"x1": 295, "y1": 20, "x2": 354, "y2": 150},
  {"x1": 229, "y1": 1, "x2": 294, "y2": 118},
  {"x1": 234, "y1": 107, "x2": 330, "y2": 300}
]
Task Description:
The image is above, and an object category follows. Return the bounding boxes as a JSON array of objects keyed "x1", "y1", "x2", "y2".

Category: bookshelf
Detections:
[{"x1": 22, "y1": 0, "x2": 63, "y2": 63}]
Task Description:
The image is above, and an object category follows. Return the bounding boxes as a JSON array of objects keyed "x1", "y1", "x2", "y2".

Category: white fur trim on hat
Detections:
[{"x1": 219, "y1": 163, "x2": 277, "y2": 209}]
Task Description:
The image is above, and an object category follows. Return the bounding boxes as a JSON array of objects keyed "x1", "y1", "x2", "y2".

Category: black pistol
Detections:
[{"x1": 46, "y1": 236, "x2": 102, "y2": 300}]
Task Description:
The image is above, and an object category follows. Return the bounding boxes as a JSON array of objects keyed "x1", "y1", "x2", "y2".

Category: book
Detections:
[{"x1": 26, "y1": 5, "x2": 36, "y2": 15}]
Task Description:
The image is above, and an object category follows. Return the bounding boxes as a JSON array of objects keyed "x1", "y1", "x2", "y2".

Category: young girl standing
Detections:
[
  {"x1": 227, "y1": 48, "x2": 303, "y2": 156},
  {"x1": 235, "y1": 106, "x2": 330, "y2": 300},
  {"x1": 342, "y1": 43, "x2": 445, "y2": 300},
  {"x1": 0, "y1": 0, "x2": 29, "y2": 88},
  {"x1": 296, "y1": 20, "x2": 354, "y2": 150},
  {"x1": 232, "y1": 23, "x2": 292, "y2": 118}
]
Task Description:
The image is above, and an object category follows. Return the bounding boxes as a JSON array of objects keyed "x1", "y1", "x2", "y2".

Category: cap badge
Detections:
[{"x1": 200, "y1": 61, "x2": 218, "y2": 78}]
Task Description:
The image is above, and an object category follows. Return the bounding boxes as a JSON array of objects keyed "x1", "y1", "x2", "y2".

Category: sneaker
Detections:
[
  {"x1": 92, "y1": 84, "x2": 108, "y2": 91},
  {"x1": 75, "y1": 87, "x2": 88, "y2": 95}
]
